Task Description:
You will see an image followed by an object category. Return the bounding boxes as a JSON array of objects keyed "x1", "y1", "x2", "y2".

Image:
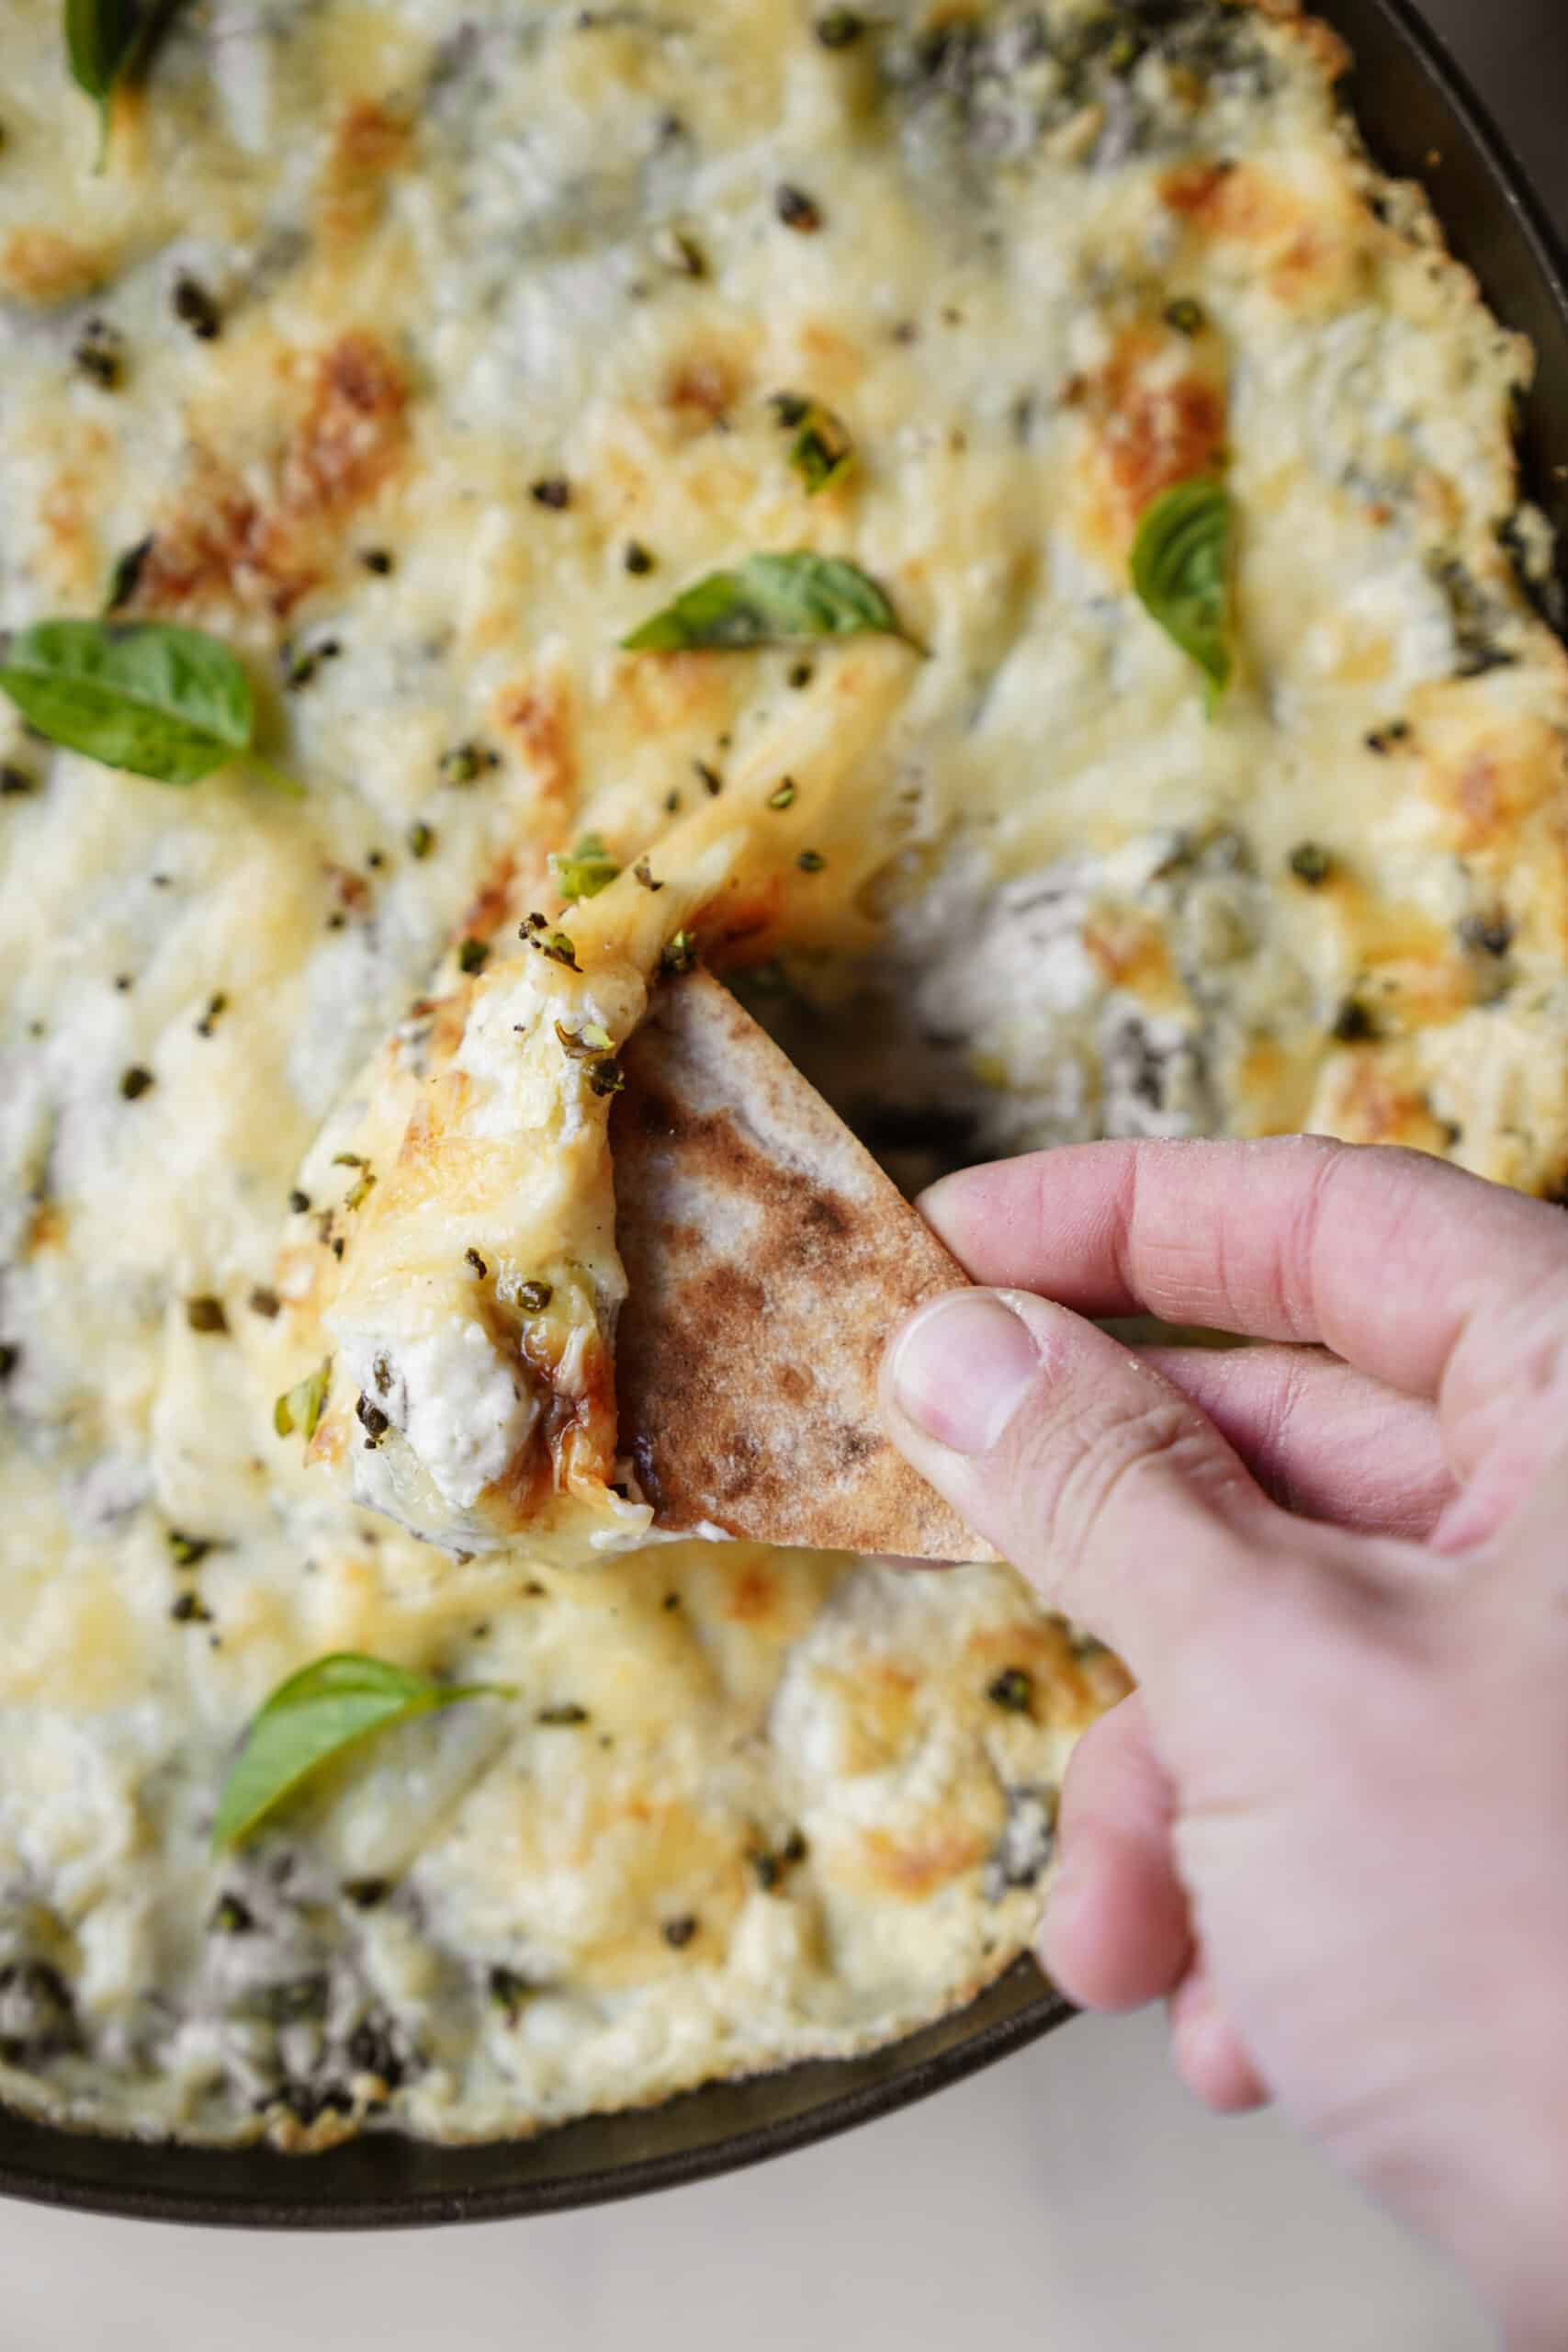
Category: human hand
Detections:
[{"x1": 879, "y1": 1136, "x2": 1568, "y2": 2347}]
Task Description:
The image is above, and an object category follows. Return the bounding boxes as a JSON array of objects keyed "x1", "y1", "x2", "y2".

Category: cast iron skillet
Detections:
[{"x1": 3, "y1": 0, "x2": 1566, "y2": 2230}]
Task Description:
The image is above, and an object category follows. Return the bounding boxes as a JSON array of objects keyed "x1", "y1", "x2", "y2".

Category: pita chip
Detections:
[{"x1": 611, "y1": 968, "x2": 996, "y2": 1561}]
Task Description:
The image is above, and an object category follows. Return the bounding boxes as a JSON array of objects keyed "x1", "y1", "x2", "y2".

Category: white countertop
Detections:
[
  {"x1": 0, "y1": 2011, "x2": 1486, "y2": 2349},
  {"x1": 0, "y1": 2, "x2": 1553, "y2": 2341}
]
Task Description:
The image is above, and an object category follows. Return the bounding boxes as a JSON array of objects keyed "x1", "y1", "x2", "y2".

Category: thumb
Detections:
[{"x1": 879, "y1": 1288, "x2": 1279, "y2": 1672}]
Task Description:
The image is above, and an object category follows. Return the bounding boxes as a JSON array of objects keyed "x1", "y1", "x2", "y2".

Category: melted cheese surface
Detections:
[{"x1": 1, "y1": 0, "x2": 1565, "y2": 2144}]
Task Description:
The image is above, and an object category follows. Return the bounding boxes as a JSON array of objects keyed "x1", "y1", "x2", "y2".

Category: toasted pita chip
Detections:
[{"x1": 611, "y1": 967, "x2": 995, "y2": 1560}]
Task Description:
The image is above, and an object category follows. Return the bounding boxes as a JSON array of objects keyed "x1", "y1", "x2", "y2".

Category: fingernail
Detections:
[{"x1": 888, "y1": 1291, "x2": 1040, "y2": 1457}]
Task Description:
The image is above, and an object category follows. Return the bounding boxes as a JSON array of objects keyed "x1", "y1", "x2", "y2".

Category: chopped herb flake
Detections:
[
  {"x1": 274, "y1": 1358, "x2": 331, "y2": 1442},
  {"x1": 104, "y1": 535, "x2": 153, "y2": 614},
  {"x1": 550, "y1": 831, "x2": 620, "y2": 900},
  {"x1": 1163, "y1": 297, "x2": 1207, "y2": 336},
  {"x1": 1288, "y1": 842, "x2": 1333, "y2": 886},
  {"x1": 438, "y1": 741, "x2": 497, "y2": 786}
]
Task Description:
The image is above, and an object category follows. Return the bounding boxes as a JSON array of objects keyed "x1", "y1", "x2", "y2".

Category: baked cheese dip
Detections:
[{"x1": 2, "y1": 0, "x2": 1565, "y2": 2148}]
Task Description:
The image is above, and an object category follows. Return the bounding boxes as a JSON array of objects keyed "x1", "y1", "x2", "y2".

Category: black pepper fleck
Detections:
[
  {"x1": 1461, "y1": 912, "x2": 1515, "y2": 957},
  {"x1": 360, "y1": 548, "x2": 395, "y2": 575},
  {"x1": 288, "y1": 1190, "x2": 311, "y2": 1215},
  {"x1": 775, "y1": 185, "x2": 822, "y2": 232},
  {"x1": 1365, "y1": 719, "x2": 1412, "y2": 755},
  {"x1": 530, "y1": 476, "x2": 571, "y2": 510},
  {"x1": 73, "y1": 317, "x2": 126, "y2": 389},
  {"x1": 518, "y1": 1281, "x2": 553, "y2": 1313},
  {"x1": 170, "y1": 1591, "x2": 213, "y2": 1624},
  {"x1": 796, "y1": 848, "x2": 826, "y2": 874},
  {"x1": 120, "y1": 1065, "x2": 154, "y2": 1101},
  {"x1": 457, "y1": 935, "x2": 491, "y2": 975},
  {"x1": 623, "y1": 539, "x2": 655, "y2": 575},
  {"x1": 248, "y1": 1285, "x2": 281, "y2": 1319},
  {"x1": 489, "y1": 1967, "x2": 532, "y2": 2021},
  {"x1": 186, "y1": 1296, "x2": 229, "y2": 1335},
  {"x1": 465, "y1": 1248, "x2": 488, "y2": 1278},
  {"x1": 1331, "y1": 999, "x2": 1377, "y2": 1044},
  {"x1": 172, "y1": 274, "x2": 222, "y2": 339},
  {"x1": 662, "y1": 1916, "x2": 699, "y2": 1949},
  {"x1": 355, "y1": 1394, "x2": 390, "y2": 1443},
  {"x1": 987, "y1": 1667, "x2": 1035, "y2": 1714}
]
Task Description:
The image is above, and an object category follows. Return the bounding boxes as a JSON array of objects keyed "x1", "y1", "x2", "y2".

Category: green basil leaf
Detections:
[
  {"x1": 1130, "y1": 480, "x2": 1235, "y2": 710},
  {"x1": 64, "y1": 0, "x2": 142, "y2": 103},
  {"x1": 212, "y1": 1653, "x2": 513, "y2": 1851},
  {"x1": 550, "y1": 830, "x2": 621, "y2": 901},
  {"x1": 0, "y1": 618, "x2": 254, "y2": 786},
  {"x1": 623, "y1": 551, "x2": 902, "y2": 651}
]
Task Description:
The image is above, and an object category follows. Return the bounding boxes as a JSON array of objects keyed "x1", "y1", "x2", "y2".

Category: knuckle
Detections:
[{"x1": 1029, "y1": 1389, "x2": 1220, "y2": 1565}]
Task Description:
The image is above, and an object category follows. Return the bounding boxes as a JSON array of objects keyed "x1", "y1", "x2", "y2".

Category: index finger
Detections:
[{"x1": 919, "y1": 1136, "x2": 1568, "y2": 1407}]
